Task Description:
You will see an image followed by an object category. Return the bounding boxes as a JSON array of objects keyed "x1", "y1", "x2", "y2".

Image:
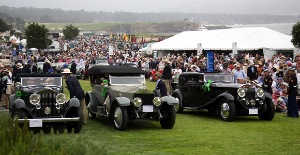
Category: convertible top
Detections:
[
  {"x1": 16, "y1": 73, "x2": 62, "y2": 77},
  {"x1": 89, "y1": 65, "x2": 146, "y2": 75}
]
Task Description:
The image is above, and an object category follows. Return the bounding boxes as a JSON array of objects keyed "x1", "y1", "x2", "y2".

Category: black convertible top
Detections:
[
  {"x1": 89, "y1": 65, "x2": 146, "y2": 75},
  {"x1": 16, "y1": 73, "x2": 62, "y2": 77}
]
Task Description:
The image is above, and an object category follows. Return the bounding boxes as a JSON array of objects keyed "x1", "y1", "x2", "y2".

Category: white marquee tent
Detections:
[{"x1": 150, "y1": 27, "x2": 295, "y2": 51}]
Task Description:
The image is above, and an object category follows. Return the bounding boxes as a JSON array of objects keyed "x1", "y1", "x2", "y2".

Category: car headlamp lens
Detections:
[
  {"x1": 237, "y1": 88, "x2": 246, "y2": 98},
  {"x1": 56, "y1": 93, "x2": 67, "y2": 104},
  {"x1": 133, "y1": 97, "x2": 142, "y2": 107},
  {"x1": 15, "y1": 82, "x2": 21, "y2": 88},
  {"x1": 29, "y1": 94, "x2": 40, "y2": 105},
  {"x1": 153, "y1": 97, "x2": 161, "y2": 106},
  {"x1": 256, "y1": 88, "x2": 264, "y2": 98}
]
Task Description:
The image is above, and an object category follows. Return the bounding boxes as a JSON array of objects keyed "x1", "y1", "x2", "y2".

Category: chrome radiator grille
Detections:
[{"x1": 36, "y1": 92, "x2": 58, "y2": 117}]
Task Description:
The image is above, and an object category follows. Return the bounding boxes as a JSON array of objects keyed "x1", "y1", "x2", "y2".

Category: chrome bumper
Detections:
[{"x1": 18, "y1": 117, "x2": 80, "y2": 123}]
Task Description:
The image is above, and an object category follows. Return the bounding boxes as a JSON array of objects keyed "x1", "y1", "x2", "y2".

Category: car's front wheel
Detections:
[
  {"x1": 160, "y1": 104, "x2": 176, "y2": 129},
  {"x1": 66, "y1": 108, "x2": 83, "y2": 133},
  {"x1": 258, "y1": 99, "x2": 275, "y2": 121},
  {"x1": 218, "y1": 99, "x2": 235, "y2": 122},
  {"x1": 113, "y1": 104, "x2": 128, "y2": 131},
  {"x1": 173, "y1": 95, "x2": 183, "y2": 113},
  {"x1": 12, "y1": 109, "x2": 27, "y2": 128},
  {"x1": 87, "y1": 100, "x2": 96, "y2": 119}
]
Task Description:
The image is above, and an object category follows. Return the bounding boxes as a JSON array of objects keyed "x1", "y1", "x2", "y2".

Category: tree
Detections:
[
  {"x1": 25, "y1": 22, "x2": 52, "y2": 50},
  {"x1": 63, "y1": 24, "x2": 79, "y2": 40},
  {"x1": 0, "y1": 18, "x2": 11, "y2": 32},
  {"x1": 291, "y1": 22, "x2": 300, "y2": 49}
]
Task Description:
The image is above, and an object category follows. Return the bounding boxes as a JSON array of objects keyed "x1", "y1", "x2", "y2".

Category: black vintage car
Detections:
[
  {"x1": 85, "y1": 65, "x2": 178, "y2": 131},
  {"x1": 9, "y1": 73, "x2": 83, "y2": 133},
  {"x1": 172, "y1": 72, "x2": 275, "y2": 121}
]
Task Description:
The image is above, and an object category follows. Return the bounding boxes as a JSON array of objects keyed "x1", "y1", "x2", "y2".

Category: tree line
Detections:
[{"x1": 0, "y1": 5, "x2": 300, "y2": 24}]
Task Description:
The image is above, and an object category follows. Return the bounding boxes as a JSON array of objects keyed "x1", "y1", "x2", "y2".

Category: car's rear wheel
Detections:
[
  {"x1": 173, "y1": 95, "x2": 183, "y2": 113},
  {"x1": 66, "y1": 108, "x2": 83, "y2": 133},
  {"x1": 113, "y1": 104, "x2": 128, "y2": 131},
  {"x1": 258, "y1": 99, "x2": 275, "y2": 121},
  {"x1": 160, "y1": 104, "x2": 176, "y2": 129},
  {"x1": 218, "y1": 99, "x2": 235, "y2": 122}
]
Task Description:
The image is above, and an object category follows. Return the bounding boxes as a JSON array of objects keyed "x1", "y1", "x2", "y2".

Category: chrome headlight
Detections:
[
  {"x1": 56, "y1": 93, "x2": 67, "y2": 104},
  {"x1": 153, "y1": 97, "x2": 161, "y2": 106},
  {"x1": 133, "y1": 97, "x2": 142, "y2": 107},
  {"x1": 256, "y1": 88, "x2": 264, "y2": 98},
  {"x1": 29, "y1": 94, "x2": 40, "y2": 105},
  {"x1": 237, "y1": 88, "x2": 246, "y2": 98},
  {"x1": 15, "y1": 82, "x2": 21, "y2": 88}
]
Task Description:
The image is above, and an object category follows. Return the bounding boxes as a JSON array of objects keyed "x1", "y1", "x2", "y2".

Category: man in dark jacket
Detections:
[
  {"x1": 63, "y1": 69, "x2": 87, "y2": 124},
  {"x1": 287, "y1": 68, "x2": 299, "y2": 118},
  {"x1": 154, "y1": 72, "x2": 167, "y2": 97},
  {"x1": 70, "y1": 60, "x2": 77, "y2": 75},
  {"x1": 247, "y1": 61, "x2": 258, "y2": 81},
  {"x1": 12, "y1": 63, "x2": 25, "y2": 83},
  {"x1": 43, "y1": 60, "x2": 51, "y2": 73},
  {"x1": 162, "y1": 59, "x2": 172, "y2": 94}
]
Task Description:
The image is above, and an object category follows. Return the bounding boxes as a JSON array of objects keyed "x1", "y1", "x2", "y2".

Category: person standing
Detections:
[
  {"x1": 233, "y1": 65, "x2": 246, "y2": 83},
  {"x1": 62, "y1": 69, "x2": 88, "y2": 124},
  {"x1": 287, "y1": 68, "x2": 299, "y2": 118},
  {"x1": 43, "y1": 59, "x2": 51, "y2": 73},
  {"x1": 162, "y1": 59, "x2": 172, "y2": 94},
  {"x1": 247, "y1": 61, "x2": 258, "y2": 81},
  {"x1": 0, "y1": 65, "x2": 4, "y2": 107},
  {"x1": 262, "y1": 69, "x2": 273, "y2": 94},
  {"x1": 153, "y1": 72, "x2": 167, "y2": 97},
  {"x1": 70, "y1": 60, "x2": 77, "y2": 75},
  {"x1": 2, "y1": 69, "x2": 11, "y2": 109}
]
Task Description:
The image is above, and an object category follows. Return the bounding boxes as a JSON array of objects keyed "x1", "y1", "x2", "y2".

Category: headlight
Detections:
[
  {"x1": 29, "y1": 94, "x2": 40, "y2": 105},
  {"x1": 56, "y1": 93, "x2": 67, "y2": 104},
  {"x1": 256, "y1": 88, "x2": 264, "y2": 98},
  {"x1": 153, "y1": 97, "x2": 161, "y2": 106},
  {"x1": 15, "y1": 82, "x2": 21, "y2": 88},
  {"x1": 133, "y1": 97, "x2": 142, "y2": 107},
  {"x1": 237, "y1": 88, "x2": 246, "y2": 98}
]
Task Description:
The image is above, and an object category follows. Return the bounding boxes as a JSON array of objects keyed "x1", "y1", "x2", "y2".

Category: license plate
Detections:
[
  {"x1": 249, "y1": 109, "x2": 258, "y2": 115},
  {"x1": 29, "y1": 119, "x2": 43, "y2": 127},
  {"x1": 143, "y1": 105, "x2": 153, "y2": 112}
]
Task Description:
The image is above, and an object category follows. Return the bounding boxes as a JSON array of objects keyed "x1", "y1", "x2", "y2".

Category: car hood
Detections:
[{"x1": 211, "y1": 83, "x2": 242, "y2": 89}]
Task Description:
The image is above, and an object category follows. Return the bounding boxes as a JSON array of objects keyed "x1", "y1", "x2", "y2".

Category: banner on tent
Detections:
[{"x1": 207, "y1": 52, "x2": 214, "y2": 72}]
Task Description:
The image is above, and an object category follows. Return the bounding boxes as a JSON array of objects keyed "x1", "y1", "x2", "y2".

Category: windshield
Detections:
[
  {"x1": 95, "y1": 59, "x2": 108, "y2": 64},
  {"x1": 110, "y1": 76, "x2": 145, "y2": 85},
  {"x1": 21, "y1": 77, "x2": 62, "y2": 86},
  {"x1": 204, "y1": 74, "x2": 234, "y2": 83}
]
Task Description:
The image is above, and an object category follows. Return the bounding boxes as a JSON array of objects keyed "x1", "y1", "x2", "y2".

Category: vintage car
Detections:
[
  {"x1": 89, "y1": 58, "x2": 109, "y2": 69},
  {"x1": 9, "y1": 73, "x2": 83, "y2": 133},
  {"x1": 172, "y1": 72, "x2": 275, "y2": 122},
  {"x1": 85, "y1": 65, "x2": 178, "y2": 131},
  {"x1": 76, "y1": 63, "x2": 85, "y2": 79}
]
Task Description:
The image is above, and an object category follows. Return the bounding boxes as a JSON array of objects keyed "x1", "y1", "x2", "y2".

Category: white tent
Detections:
[{"x1": 151, "y1": 27, "x2": 295, "y2": 51}]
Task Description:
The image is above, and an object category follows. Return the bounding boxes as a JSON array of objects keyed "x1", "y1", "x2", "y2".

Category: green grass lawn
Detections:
[{"x1": 1, "y1": 79, "x2": 300, "y2": 155}]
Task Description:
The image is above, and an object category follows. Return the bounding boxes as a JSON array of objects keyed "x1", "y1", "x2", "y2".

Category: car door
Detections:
[{"x1": 184, "y1": 75, "x2": 206, "y2": 107}]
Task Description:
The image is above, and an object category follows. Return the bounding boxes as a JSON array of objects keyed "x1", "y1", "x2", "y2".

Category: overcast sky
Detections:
[{"x1": 1, "y1": 0, "x2": 300, "y2": 15}]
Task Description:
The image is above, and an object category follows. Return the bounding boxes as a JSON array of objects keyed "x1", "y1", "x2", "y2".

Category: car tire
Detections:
[
  {"x1": 173, "y1": 95, "x2": 183, "y2": 114},
  {"x1": 87, "y1": 100, "x2": 96, "y2": 119},
  {"x1": 160, "y1": 104, "x2": 176, "y2": 129},
  {"x1": 112, "y1": 104, "x2": 128, "y2": 131},
  {"x1": 218, "y1": 99, "x2": 235, "y2": 122},
  {"x1": 258, "y1": 99, "x2": 275, "y2": 121},
  {"x1": 12, "y1": 109, "x2": 27, "y2": 128},
  {"x1": 66, "y1": 108, "x2": 83, "y2": 133}
]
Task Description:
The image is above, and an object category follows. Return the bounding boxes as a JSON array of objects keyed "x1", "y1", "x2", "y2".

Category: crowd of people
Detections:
[{"x1": 0, "y1": 34, "x2": 299, "y2": 118}]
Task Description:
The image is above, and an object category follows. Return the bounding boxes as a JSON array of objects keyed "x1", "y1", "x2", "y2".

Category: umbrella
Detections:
[{"x1": 29, "y1": 48, "x2": 38, "y2": 51}]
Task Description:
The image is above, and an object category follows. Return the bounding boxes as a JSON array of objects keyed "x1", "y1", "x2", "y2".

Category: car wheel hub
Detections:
[
  {"x1": 221, "y1": 103, "x2": 230, "y2": 119},
  {"x1": 114, "y1": 107, "x2": 123, "y2": 129}
]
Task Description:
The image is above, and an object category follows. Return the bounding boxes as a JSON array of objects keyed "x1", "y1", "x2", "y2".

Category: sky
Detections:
[{"x1": 1, "y1": 0, "x2": 300, "y2": 15}]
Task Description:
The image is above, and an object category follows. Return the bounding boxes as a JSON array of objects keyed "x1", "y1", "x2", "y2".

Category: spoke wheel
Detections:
[
  {"x1": 113, "y1": 105, "x2": 128, "y2": 131},
  {"x1": 218, "y1": 99, "x2": 235, "y2": 122}
]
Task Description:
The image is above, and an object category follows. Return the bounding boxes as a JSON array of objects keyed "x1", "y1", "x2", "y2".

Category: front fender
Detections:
[
  {"x1": 262, "y1": 92, "x2": 272, "y2": 100},
  {"x1": 68, "y1": 98, "x2": 81, "y2": 108},
  {"x1": 114, "y1": 97, "x2": 130, "y2": 106},
  {"x1": 204, "y1": 92, "x2": 234, "y2": 107},
  {"x1": 85, "y1": 91, "x2": 98, "y2": 111},
  {"x1": 161, "y1": 96, "x2": 179, "y2": 106},
  {"x1": 9, "y1": 94, "x2": 16, "y2": 110},
  {"x1": 11, "y1": 99, "x2": 33, "y2": 117}
]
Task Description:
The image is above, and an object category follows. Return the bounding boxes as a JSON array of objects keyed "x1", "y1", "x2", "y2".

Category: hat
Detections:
[
  {"x1": 16, "y1": 63, "x2": 23, "y2": 69},
  {"x1": 61, "y1": 69, "x2": 72, "y2": 74},
  {"x1": 155, "y1": 72, "x2": 162, "y2": 78},
  {"x1": 249, "y1": 61, "x2": 254, "y2": 65},
  {"x1": 277, "y1": 77, "x2": 283, "y2": 81},
  {"x1": 263, "y1": 69, "x2": 269, "y2": 72},
  {"x1": 164, "y1": 59, "x2": 171, "y2": 64}
]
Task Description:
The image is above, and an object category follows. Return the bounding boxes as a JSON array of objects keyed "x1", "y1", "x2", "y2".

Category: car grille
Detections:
[
  {"x1": 245, "y1": 88, "x2": 256, "y2": 99},
  {"x1": 36, "y1": 92, "x2": 59, "y2": 117},
  {"x1": 133, "y1": 93, "x2": 154, "y2": 105}
]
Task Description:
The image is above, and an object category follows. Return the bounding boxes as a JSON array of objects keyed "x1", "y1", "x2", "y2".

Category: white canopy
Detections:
[{"x1": 151, "y1": 27, "x2": 295, "y2": 51}]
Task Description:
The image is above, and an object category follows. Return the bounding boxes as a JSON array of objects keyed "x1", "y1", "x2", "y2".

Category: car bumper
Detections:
[{"x1": 18, "y1": 117, "x2": 80, "y2": 123}]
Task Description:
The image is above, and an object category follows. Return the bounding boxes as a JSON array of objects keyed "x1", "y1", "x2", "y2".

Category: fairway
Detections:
[{"x1": 1, "y1": 80, "x2": 300, "y2": 155}]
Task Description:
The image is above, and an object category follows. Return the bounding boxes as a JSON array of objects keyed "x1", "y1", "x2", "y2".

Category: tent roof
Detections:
[{"x1": 150, "y1": 27, "x2": 295, "y2": 51}]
